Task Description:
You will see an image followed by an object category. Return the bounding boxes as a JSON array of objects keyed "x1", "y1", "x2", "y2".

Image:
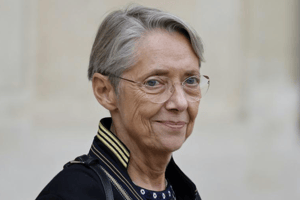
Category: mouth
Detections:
[{"x1": 155, "y1": 121, "x2": 187, "y2": 130}]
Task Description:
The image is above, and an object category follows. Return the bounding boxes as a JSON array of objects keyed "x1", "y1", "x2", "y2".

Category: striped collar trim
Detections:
[{"x1": 96, "y1": 118, "x2": 130, "y2": 168}]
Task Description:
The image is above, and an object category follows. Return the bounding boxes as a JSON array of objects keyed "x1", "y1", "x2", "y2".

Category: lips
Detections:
[{"x1": 156, "y1": 121, "x2": 187, "y2": 130}]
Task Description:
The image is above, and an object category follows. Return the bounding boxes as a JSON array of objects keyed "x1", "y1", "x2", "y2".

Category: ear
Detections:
[{"x1": 92, "y1": 73, "x2": 117, "y2": 111}]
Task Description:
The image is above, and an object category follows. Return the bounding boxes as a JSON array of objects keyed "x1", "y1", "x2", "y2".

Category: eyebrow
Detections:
[
  {"x1": 144, "y1": 69, "x2": 169, "y2": 77},
  {"x1": 141, "y1": 69, "x2": 200, "y2": 80},
  {"x1": 184, "y1": 70, "x2": 200, "y2": 76}
]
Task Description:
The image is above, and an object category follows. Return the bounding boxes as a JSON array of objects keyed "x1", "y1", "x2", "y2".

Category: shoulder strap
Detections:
[{"x1": 64, "y1": 154, "x2": 114, "y2": 200}]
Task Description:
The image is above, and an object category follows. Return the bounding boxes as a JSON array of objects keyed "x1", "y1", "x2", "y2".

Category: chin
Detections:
[{"x1": 158, "y1": 137, "x2": 187, "y2": 153}]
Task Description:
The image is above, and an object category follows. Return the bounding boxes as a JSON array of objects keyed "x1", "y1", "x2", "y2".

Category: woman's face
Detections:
[{"x1": 116, "y1": 30, "x2": 200, "y2": 153}]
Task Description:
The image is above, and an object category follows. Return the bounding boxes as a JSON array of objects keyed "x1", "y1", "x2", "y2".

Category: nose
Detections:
[{"x1": 165, "y1": 84, "x2": 188, "y2": 112}]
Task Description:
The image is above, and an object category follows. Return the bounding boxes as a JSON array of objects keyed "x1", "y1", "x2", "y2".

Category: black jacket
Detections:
[{"x1": 36, "y1": 118, "x2": 202, "y2": 200}]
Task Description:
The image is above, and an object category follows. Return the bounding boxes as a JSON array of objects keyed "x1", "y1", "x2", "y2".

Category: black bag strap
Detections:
[{"x1": 64, "y1": 154, "x2": 114, "y2": 200}]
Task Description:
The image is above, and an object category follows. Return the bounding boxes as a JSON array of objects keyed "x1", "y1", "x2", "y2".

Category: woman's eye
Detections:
[
  {"x1": 185, "y1": 77, "x2": 200, "y2": 85},
  {"x1": 145, "y1": 79, "x2": 160, "y2": 87}
]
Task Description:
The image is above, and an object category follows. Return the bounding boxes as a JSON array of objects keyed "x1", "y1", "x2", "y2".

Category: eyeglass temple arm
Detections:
[
  {"x1": 203, "y1": 75, "x2": 210, "y2": 90},
  {"x1": 108, "y1": 74, "x2": 137, "y2": 84}
]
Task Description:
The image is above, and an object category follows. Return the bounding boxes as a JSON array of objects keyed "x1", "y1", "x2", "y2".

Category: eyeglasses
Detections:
[{"x1": 109, "y1": 74, "x2": 210, "y2": 103}]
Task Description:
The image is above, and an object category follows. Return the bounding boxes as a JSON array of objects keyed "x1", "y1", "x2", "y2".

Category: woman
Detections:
[{"x1": 37, "y1": 5, "x2": 209, "y2": 200}]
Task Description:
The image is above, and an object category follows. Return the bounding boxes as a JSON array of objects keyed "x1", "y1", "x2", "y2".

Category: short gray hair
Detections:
[{"x1": 88, "y1": 5, "x2": 204, "y2": 91}]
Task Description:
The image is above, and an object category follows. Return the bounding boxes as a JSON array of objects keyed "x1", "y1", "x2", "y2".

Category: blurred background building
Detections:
[{"x1": 0, "y1": 0, "x2": 299, "y2": 199}]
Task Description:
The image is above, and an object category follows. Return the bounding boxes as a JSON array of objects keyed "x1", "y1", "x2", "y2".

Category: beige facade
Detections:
[{"x1": 0, "y1": 0, "x2": 299, "y2": 199}]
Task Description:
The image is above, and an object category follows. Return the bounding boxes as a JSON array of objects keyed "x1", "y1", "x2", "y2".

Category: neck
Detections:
[
  {"x1": 110, "y1": 120, "x2": 171, "y2": 191},
  {"x1": 127, "y1": 149, "x2": 171, "y2": 191}
]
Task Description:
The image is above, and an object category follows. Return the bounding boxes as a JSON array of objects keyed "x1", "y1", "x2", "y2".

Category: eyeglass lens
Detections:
[{"x1": 143, "y1": 75, "x2": 210, "y2": 104}]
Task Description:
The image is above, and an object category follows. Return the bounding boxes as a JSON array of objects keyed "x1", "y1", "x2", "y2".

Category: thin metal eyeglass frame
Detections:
[
  {"x1": 108, "y1": 74, "x2": 209, "y2": 90},
  {"x1": 109, "y1": 74, "x2": 138, "y2": 84},
  {"x1": 108, "y1": 74, "x2": 210, "y2": 99}
]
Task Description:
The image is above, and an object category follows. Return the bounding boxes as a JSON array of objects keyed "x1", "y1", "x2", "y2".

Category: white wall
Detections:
[{"x1": 0, "y1": 0, "x2": 299, "y2": 199}]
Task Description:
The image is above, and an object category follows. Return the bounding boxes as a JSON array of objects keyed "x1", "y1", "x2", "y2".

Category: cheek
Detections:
[
  {"x1": 186, "y1": 101, "x2": 200, "y2": 137},
  {"x1": 132, "y1": 101, "x2": 163, "y2": 135},
  {"x1": 119, "y1": 86, "x2": 144, "y2": 120},
  {"x1": 119, "y1": 85, "x2": 161, "y2": 133},
  {"x1": 189, "y1": 101, "x2": 200, "y2": 120}
]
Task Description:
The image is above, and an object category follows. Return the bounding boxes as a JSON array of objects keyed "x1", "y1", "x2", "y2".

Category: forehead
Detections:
[{"x1": 125, "y1": 30, "x2": 200, "y2": 78}]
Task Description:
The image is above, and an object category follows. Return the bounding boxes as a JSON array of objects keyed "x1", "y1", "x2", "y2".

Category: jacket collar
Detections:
[
  {"x1": 89, "y1": 117, "x2": 199, "y2": 200},
  {"x1": 96, "y1": 117, "x2": 130, "y2": 168}
]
